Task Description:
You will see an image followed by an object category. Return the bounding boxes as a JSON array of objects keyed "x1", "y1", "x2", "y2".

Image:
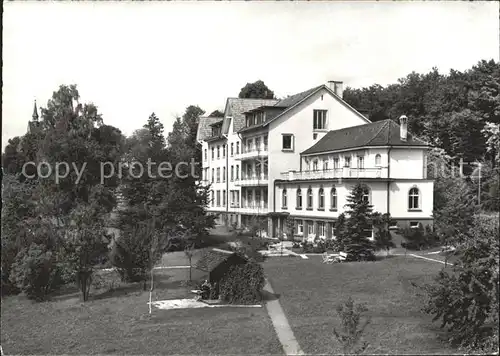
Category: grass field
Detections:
[
  {"x1": 1, "y1": 226, "x2": 460, "y2": 355},
  {"x1": 1, "y1": 266, "x2": 283, "y2": 355},
  {"x1": 264, "y1": 255, "x2": 457, "y2": 355}
]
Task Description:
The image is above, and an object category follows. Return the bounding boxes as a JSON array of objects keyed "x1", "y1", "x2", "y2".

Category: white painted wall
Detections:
[
  {"x1": 389, "y1": 180, "x2": 434, "y2": 219},
  {"x1": 267, "y1": 87, "x2": 369, "y2": 211},
  {"x1": 390, "y1": 148, "x2": 425, "y2": 179},
  {"x1": 276, "y1": 181, "x2": 390, "y2": 218}
]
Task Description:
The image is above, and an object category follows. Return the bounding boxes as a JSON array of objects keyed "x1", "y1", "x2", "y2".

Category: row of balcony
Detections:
[
  {"x1": 228, "y1": 202, "x2": 269, "y2": 209},
  {"x1": 210, "y1": 203, "x2": 269, "y2": 214},
  {"x1": 237, "y1": 148, "x2": 268, "y2": 161},
  {"x1": 235, "y1": 174, "x2": 269, "y2": 186},
  {"x1": 204, "y1": 148, "x2": 268, "y2": 163},
  {"x1": 280, "y1": 167, "x2": 384, "y2": 181},
  {"x1": 202, "y1": 174, "x2": 269, "y2": 187},
  {"x1": 204, "y1": 168, "x2": 385, "y2": 186}
]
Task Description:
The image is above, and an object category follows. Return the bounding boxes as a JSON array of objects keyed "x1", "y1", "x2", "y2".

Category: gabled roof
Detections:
[
  {"x1": 301, "y1": 119, "x2": 429, "y2": 155},
  {"x1": 195, "y1": 248, "x2": 245, "y2": 273},
  {"x1": 223, "y1": 98, "x2": 279, "y2": 134},
  {"x1": 243, "y1": 105, "x2": 287, "y2": 114},
  {"x1": 274, "y1": 85, "x2": 323, "y2": 108},
  {"x1": 237, "y1": 84, "x2": 370, "y2": 133},
  {"x1": 196, "y1": 116, "x2": 224, "y2": 142}
]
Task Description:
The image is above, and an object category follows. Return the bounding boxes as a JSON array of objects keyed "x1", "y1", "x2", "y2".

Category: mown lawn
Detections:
[
  {"x1": 1, "y1": 266, "x2": 283, "y2": 355},
  {"x1": 264, "y1": 255, "x2": 457, "y2": 355}
]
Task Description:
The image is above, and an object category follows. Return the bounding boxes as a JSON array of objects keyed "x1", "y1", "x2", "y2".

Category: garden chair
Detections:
[
  {"x1": 337, "y1": 252, "x2": 348, "y2": 262},
  {"x1": 322, "y1": 252, "x2": 336, "y2": 264}
]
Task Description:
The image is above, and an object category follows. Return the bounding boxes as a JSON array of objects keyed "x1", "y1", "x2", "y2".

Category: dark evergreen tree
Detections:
[
  {"x1": 372, "y1": 212, "x2": 395, "y2": 256},
  {"x1": 341, "y1": 184, "x2": 376, "y2": 261}
]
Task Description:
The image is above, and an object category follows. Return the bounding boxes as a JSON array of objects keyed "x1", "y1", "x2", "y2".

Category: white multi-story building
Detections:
[{"x1": 196, "y1": 81, "x2": 434, "y2": 240}]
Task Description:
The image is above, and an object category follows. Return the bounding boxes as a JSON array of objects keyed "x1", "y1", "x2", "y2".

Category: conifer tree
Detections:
[{"x1": 341, "y1": 184, "x2": 376, "y2": 261}]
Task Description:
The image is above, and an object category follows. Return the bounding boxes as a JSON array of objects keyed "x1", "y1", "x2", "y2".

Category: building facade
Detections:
[{"x1": 196, "y1": 81, "x2": 434, "y2": 240}]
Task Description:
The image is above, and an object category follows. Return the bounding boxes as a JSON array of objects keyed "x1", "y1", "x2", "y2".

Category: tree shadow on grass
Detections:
[
  {"x1": 374, "y1": 254, "x2": 399, "y2": 261},
  {"x1": 261, "y1": 289, "x2": 280, "y2": 301},
  {"x1": 92, "y1": 283, "x2": 144, "y2": 301}
]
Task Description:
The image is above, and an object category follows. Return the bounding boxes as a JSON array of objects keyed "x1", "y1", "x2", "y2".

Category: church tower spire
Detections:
[{"x1": 32, "y1": 100, "x2": 39, "y2": 121}]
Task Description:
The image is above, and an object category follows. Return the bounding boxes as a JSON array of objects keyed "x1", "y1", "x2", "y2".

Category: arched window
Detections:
[
  {"x1": 362, "y1": 186, "x2": 370, "y2": 203},
  {"x1": 409, "y1": 187, "x2": 419, "y2": 210},
  {"x1": 307, "y1": 187, "x2": 313, "y2": 209},
  {"x1": 318, "y1": 188, "x2": 325, "y2": 209},
  {"x1": 282, "y1": 188, "x2": 288, "y2": 209},
  {"x1": 375, "y1": 154, "x2": 381, "y2": 166},
  {"x1": 296, "y1": 188, "x2": 302, "y2": 209},
  {"x1": 331, "y1": 187, "x2": 337, "y2": 210}
]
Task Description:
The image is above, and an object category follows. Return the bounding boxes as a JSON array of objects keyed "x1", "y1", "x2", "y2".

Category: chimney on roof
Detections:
[
  {"x1": 327, "y1": 81, "x2": 344, "y2": 98},
  {"x1": 399, "y1": 115, "x2": 408, "y2": 141}
]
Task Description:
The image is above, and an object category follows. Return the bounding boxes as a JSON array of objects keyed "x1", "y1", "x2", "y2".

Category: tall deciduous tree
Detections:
[
  {"x1": 209, "y1": 110, "x2": 224, "y2": 117},
  {"x1": 63, "y1": 201, "x2": 109, "y2": 302},
  {"x1": 164, "y1": 105, "x2": 215, "y2": 240},
  {"x1": 343, "y1": 60, "x2": 500, "y2": 170},
  {"x1": 35, "y1": 84, "x2": 123, "y2": 217},
  {"x1": 3, "y1": 84, "x2": 124, "y2": 300},
  {"x1": 422, "y1": 215, "x2": 499, "y2": 353},
  {"x1": 238, "y1": 80, "x2": 275, "y2": 99}
]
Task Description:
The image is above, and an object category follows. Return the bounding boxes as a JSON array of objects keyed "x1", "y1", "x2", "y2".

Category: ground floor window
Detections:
[
  {"x1": 318, "y1": 221, "x2": 326, "y2": 238},
  {"x1": 296, "y1": 220, "x2": 304, "y2": 235},
  {"x1": 410, "y1": 221, "x2": 420, "y2": 229},
  {"x1": 330, "y1": 223, "x2": 337, "y2": 239},
  {"x1": 307, "y1": 221, "x2": 314, "y2": 236}
]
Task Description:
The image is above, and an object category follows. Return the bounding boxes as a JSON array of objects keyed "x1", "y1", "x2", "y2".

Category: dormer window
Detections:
[
  {"x1": 211, "y1": 123, "x2": 222, "y2": 137},
  {"x1": 245, "y1": 114, "x2": 254, "y2": 127},
  {"x1": 256, "y1": 112, "x2": 264, "y2": 125}
]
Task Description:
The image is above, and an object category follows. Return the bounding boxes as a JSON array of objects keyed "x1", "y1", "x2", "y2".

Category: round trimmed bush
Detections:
[{"x1": 219, "y1": 261, "x2": 265, "y2": 304}]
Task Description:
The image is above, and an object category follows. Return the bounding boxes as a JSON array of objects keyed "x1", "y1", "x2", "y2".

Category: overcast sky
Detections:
[{"x1": 3, "y1": 1, "x2": 499, "y2": 151}]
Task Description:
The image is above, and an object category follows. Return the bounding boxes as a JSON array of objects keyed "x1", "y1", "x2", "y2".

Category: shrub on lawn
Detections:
[
  {"x1": 326, "y1": 239, "x2": 343, "y2": 252},
  {"x1": 401, "y1": 224, "x2": 440, "y2": 251},
  {"x1": 300, "y1": 242, "x2": 314, "y2": 253},
  {"x1": 219, "y1": 261, "x2": 265, "y2": 304},
  {"x1": 333, "y1": 297, "x2": 371, "y2": 354},
  {"x1": 109, "y1": 222, "x2": 164, "y2": 288},
  {"x1": 9, "y1": 243, "x2": 64, "y2": 301},
  {"x1": 301, "y1": 240, "x2": 341, "y2": 253}
]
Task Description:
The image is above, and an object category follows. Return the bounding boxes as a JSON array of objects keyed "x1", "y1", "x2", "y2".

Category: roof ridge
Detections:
[
  {"x1": 275, "y1": 85, "x2": 323, "y2": 105},
  {"x1": 226, "y1": 97, "x2": 279, "y2": 101},
  {"x1": 365, "y1": 120, "x2": 391, "y2": 146}
]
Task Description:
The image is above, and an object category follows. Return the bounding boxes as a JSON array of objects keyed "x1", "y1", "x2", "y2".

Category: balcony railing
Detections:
[
  {"x1": 240, "y1": 202, "x2": 269, "y2": 209},
  {"x1": 237, "y1": 147, "x2": 268, "y2": 160},
  {"x1": 280, "y1": 168, "x2": 383, "y2": 181},
  {"x1": 234, "y1": 174, "x2": 269, "y2": 186}
]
